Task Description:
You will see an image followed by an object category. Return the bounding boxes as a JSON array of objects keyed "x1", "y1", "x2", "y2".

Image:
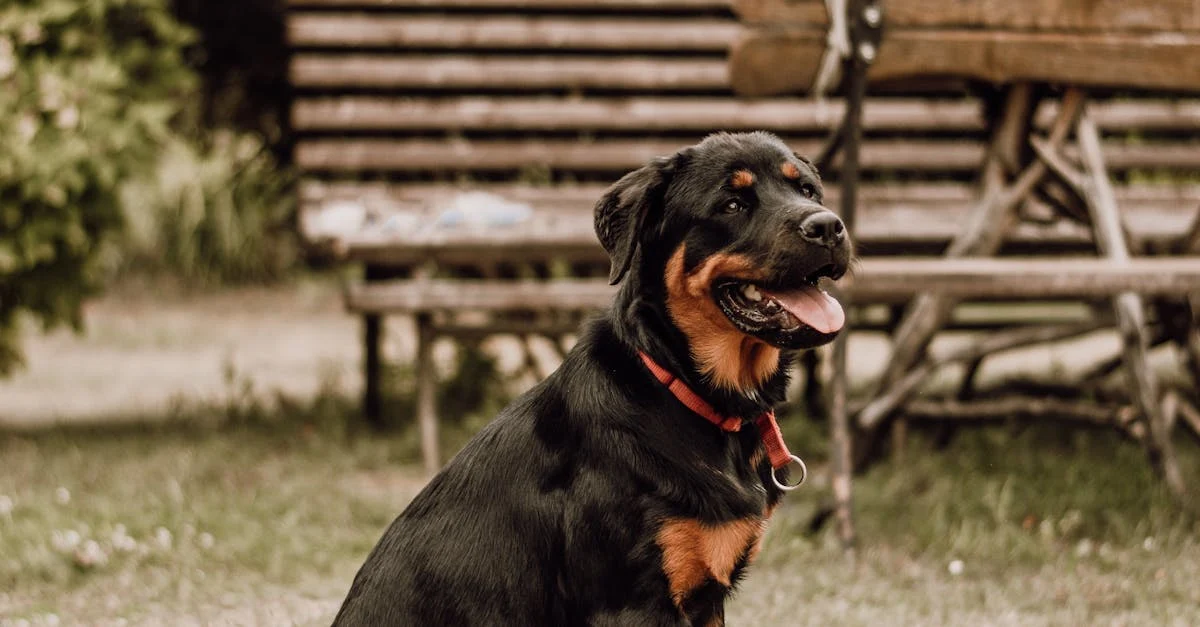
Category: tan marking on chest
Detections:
[
  {"x1": 747, "y1": 504, "x2": 778, "y2": 564},
  {"x1": 657, "y1": 517, "x2": 768, "y2": 606}
]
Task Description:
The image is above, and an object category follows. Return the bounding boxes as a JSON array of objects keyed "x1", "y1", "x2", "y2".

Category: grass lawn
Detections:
[{"x1": 2, "y1": 396, "x2": 1198, "y2": 626}]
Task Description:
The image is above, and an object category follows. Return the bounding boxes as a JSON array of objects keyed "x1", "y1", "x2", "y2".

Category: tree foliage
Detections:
[{"x1": 0, "y1": 0, "x2": 195, "y2": 374}]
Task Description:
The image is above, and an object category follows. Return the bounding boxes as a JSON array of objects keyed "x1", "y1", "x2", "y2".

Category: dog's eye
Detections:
[
  {"x1": 799, "y1": 184, "x2": 818, "y2": 200},
  {"x1": 722, "y1": 199, "x2": 745, "y2": 214}
]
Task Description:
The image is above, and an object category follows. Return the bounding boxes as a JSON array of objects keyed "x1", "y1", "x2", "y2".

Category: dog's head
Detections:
[{"x1": 596, "y1": 132, "x2": 852, "y2": 393}]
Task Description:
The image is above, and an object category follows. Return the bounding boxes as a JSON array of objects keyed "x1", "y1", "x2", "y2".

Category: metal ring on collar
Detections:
[{"x1": 771, "y1": 454, "x2": 808, "y2": 492}]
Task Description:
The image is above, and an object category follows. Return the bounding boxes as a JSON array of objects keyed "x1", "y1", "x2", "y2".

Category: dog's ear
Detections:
[{"x1": 594, "y1": 154, "x2": 678, "y2": 285}]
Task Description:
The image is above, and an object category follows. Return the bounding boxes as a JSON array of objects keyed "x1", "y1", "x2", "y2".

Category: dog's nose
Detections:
[{"x1": 798, "y1": 211, "x2": 846, "y2": 248}]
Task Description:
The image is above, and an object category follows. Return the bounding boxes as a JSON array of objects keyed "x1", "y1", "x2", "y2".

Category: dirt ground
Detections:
[{"x1": 1, "y1": 281, "x2": 365, "y2": 428}]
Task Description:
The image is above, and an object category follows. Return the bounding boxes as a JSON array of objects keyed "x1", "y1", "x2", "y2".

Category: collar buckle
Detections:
[{"x1": 638, "y1": 351, "x2": 808, "y2": 489}]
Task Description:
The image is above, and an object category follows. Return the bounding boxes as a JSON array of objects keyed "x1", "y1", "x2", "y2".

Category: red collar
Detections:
[{"x1": 637, "y1": 351, "x2": 800, "y2": 478}]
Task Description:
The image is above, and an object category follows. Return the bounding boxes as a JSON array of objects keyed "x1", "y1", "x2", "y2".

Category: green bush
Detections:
[
  {"x1": 116, "y1": 128, "x2": 297, "y2": 285},
  {"x1": 0, "y1": 0, "x2": 195, "y2": 375}
]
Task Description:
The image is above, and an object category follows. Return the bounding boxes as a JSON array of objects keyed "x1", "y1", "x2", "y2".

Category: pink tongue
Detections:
[{"x1": 764, "y1": 285, "x2": 845, "y2": 334}]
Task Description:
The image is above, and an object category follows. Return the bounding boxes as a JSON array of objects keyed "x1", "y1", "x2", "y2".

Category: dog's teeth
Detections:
[{"x1": 743, "y1": 284, "x2": 763, "y2": 302}]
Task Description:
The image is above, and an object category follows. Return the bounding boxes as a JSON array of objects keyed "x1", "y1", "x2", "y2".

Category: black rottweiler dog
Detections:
[{"x1": 333, "y1": 132, "x2": 852, "y2": 626}]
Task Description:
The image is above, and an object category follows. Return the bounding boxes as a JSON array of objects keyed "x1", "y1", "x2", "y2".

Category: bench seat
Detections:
[{"x1": 347, "y1": 257, "x2": 1200, "y2": 313}]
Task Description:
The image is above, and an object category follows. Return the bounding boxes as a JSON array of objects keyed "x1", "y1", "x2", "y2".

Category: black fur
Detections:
[{"x1": 333, "y1": 132, "x2": 851, "y2": 626}]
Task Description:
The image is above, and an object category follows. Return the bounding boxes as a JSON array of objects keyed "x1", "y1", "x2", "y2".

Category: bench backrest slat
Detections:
[{"x1": 288, "y1": 1, "x2": 1200, "y2": 256}]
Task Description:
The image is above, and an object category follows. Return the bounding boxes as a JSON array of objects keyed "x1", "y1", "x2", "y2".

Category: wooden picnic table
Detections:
[{"x1": 729, "y1": 0, "x2": 1200, "y2": 538}]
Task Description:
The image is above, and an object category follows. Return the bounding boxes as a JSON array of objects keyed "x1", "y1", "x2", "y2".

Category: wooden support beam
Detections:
[
  {"x1": 845, "y1": 259, "x2": 1200, "y2": 300},
  {"x1": 1176, "y1": 395, "x2": 1200, "y2": 445},
  {"x1": 1187, "y1": 316, "x2": 1200, "y2": 394},
  {"x1": 1163, "y1": 390, "x2": 1180, "y2": 433},
  {"x1": 1076, "y1": 110, "x2": 1190, "y2": 505},
  {"x1": 1183, "y1": 210, "x2": 1200, "y2": 391},
  {"x1": 345, "y1": 259, "x2": 1200, "y2": 313},
  {"x1": 1079, "y1": 327, "x2": 1172, "y2": 387},
  {"x1": 1030, "y1": 135, "x2": 1086, "y2": 193},
  {"x1": 801, "y1": 349, "x2": 825, "y2": 420},
  {"x1": 735, "y1": 0, "x2": 1200, "y2": 32},
  {"x1": 862, "y1": 86, "x2": 1050, "y2": 433},
  {"x1": 294, "y1": 136, "x2": 1200, "y2": 174},
  {"x1": 415, "y1": 313, "x2": 440, "y2": 475},
  {"x1": 730, "y1": 29, "x2": 1200, "y2": 96},
  {"x1": 858, "y1": 322, "x2": 1105, "y2": 429},
  {"x1": 363, "y1": 313, "x2": 385, "y2": 429},
  {"x1": 827, "y1": 0, "x2": 875, "y2": 546},
  {"x1": 1179, "y1": 206, "x2": 1200, "y2": 255},
  {"x1": 898, "y1": 397, "x2": 1144, "y2": 440}
]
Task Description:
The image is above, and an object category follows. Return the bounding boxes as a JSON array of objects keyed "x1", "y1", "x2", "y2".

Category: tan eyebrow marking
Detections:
[
  {"x1": 780, "y1": 162, "x2": 801, "y2": 179},
  {"x1": 731, "y1": 169, "x2": 755, "y2": 189}
]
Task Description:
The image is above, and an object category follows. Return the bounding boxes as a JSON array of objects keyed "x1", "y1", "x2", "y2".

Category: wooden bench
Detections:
[
  {"x1": 348, "y1": 259, "x2": 1200, "y2": 312},
  {"x1": 287, "y1": 0, "x2": 1200, "y2": 475}
]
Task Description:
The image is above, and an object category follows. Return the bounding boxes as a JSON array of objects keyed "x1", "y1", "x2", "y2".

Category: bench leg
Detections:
[
  {"x1": 860, "y1": 86, "x2": 1049, "y2": 444},
  {"x1": 829, "y1": 331, "x2": 856, "y2": 549},
  {"x1": 415, "y1": 313, "x2": 440, "y2": 474},
  {"x1": 1186, "y1": 296, "x2": 1200, "y2": 393},
  {"x1": 363, "y1": 313, "x2": 385, "y2": 430},
  {"x1": 1113, "y1": 293, "x2": 1187, "y2": 502},
  {"x1": 801, "y1": 349, "x2": 826, "y2": 420},
  {"x1": 1076, "y1": 112, "x2": 1189, "y2": 505}
]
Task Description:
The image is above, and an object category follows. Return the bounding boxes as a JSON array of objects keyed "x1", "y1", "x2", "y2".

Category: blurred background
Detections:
[{"x1": 1, "y1": 0, "x2": 1199, "y2": 624}]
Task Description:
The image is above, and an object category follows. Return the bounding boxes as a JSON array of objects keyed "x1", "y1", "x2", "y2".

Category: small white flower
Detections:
[
  {"x1": 75, "y1": 539, "x2": 109, "y2": 568},
  {"x1": 1074, "y1": 538, "x2": 1094, "y2": 558},
  {"x1": 0, "y1": 37, "x2": 14, "y2": 80},
  {"x1": 15, "y1": 114, "x2": 38, "y2": 142},
  {"x1": 43, "y1": 613, "x2": 60, "y2": 626},
  {"x1": 198, "y1": 532, "x2": 214, "y2": 550},
  {"x1": 17, "y1": 23, "x2": 45, "y2": 45},
  {"x1": 155, "y1": 527, "x2": 173, "y2": 550},
  {"x1": 0, "y1": 494, "x2": 13, "y2": 516},
  {"x1": 51, "y1": 529, "x2": 82, "y2": 552},
  {"x1": 54, "y1": 487, "x2": 70, "y2": 505},
  {"x1": 54, "y1": 106, "x2": 78, "y2": 130},
  {"x1": 111, "y1": 525, "x2": 137, "y2": 553},
  {"x1": 947, "y1": 559, "x2": 965, "y2": 576},
  {"x1": 1143, "y1": 536, "x2": 1157, "y2": 552},
  {"x1": 37, "y1": 76, "x2": 64, "y2": 112}
]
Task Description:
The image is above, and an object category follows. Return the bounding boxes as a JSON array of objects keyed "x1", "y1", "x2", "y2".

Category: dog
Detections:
[{"x1": 333, "y1": 132, "x2": 852, "y2": 626}]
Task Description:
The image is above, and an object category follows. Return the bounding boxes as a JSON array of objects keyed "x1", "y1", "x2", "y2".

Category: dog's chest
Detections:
[{"x1": 655, "y1": 513, "x2": 769, "y2": 608}]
